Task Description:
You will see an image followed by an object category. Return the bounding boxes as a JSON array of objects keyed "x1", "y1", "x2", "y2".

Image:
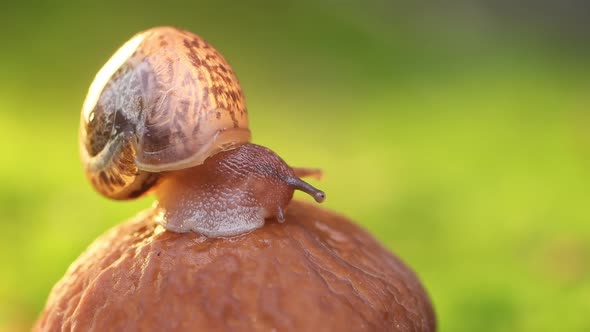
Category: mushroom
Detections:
[{"x1": 35, "y1": 201, "x2": 435, "y2": 331}]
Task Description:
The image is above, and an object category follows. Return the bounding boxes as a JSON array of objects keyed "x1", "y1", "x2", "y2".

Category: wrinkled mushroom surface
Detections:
[{"x1": 35, "y1": 201, "x2": 435, "y2": 332}]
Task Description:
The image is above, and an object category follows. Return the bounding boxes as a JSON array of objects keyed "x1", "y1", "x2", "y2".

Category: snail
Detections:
[{"x1": 80, "y1": 26, "x2": 325, "y2": 237}]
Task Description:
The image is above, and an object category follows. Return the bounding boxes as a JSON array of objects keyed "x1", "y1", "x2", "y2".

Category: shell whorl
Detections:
[{"x1": 80, "y1": 27, "x2": 250, "y2": 199}]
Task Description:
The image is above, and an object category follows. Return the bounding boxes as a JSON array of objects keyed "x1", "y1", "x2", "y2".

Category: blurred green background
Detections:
[{"x1": 1, "y1": 0, "x2": 589, "y2": 331}]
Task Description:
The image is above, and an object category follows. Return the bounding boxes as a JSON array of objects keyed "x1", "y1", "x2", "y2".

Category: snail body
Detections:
[
  {"x1": 80, "y1": 27, "x2": 325, "y2": 237},
  {"x1": 156, "y1": 144, "x2": 324, "y2": 237}
]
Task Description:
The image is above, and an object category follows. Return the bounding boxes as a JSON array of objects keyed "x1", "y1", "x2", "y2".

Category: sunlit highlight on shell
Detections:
[{"x1": 82, "y1": 34, "x2": 145, "y2": 122}]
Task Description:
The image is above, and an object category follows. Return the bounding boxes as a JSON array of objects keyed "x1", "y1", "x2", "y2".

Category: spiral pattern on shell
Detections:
[{"x1": 79, "y1": 27, "x2": 251, "y2": 199}]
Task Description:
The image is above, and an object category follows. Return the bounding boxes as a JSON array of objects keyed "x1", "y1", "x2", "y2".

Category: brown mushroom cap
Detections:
[{"x1": 35, "y1": 201, "x2": 435, "y2": 331}]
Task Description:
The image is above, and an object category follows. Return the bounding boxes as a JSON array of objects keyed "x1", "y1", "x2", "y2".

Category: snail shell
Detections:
[{"x1": 80, "y1": 27, "x2": 250, "y2": 199}]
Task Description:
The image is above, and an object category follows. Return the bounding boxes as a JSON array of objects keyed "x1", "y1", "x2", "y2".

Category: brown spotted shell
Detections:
[{"x1": 80, "y1": 27, "x2": 250, "y2": 199}]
